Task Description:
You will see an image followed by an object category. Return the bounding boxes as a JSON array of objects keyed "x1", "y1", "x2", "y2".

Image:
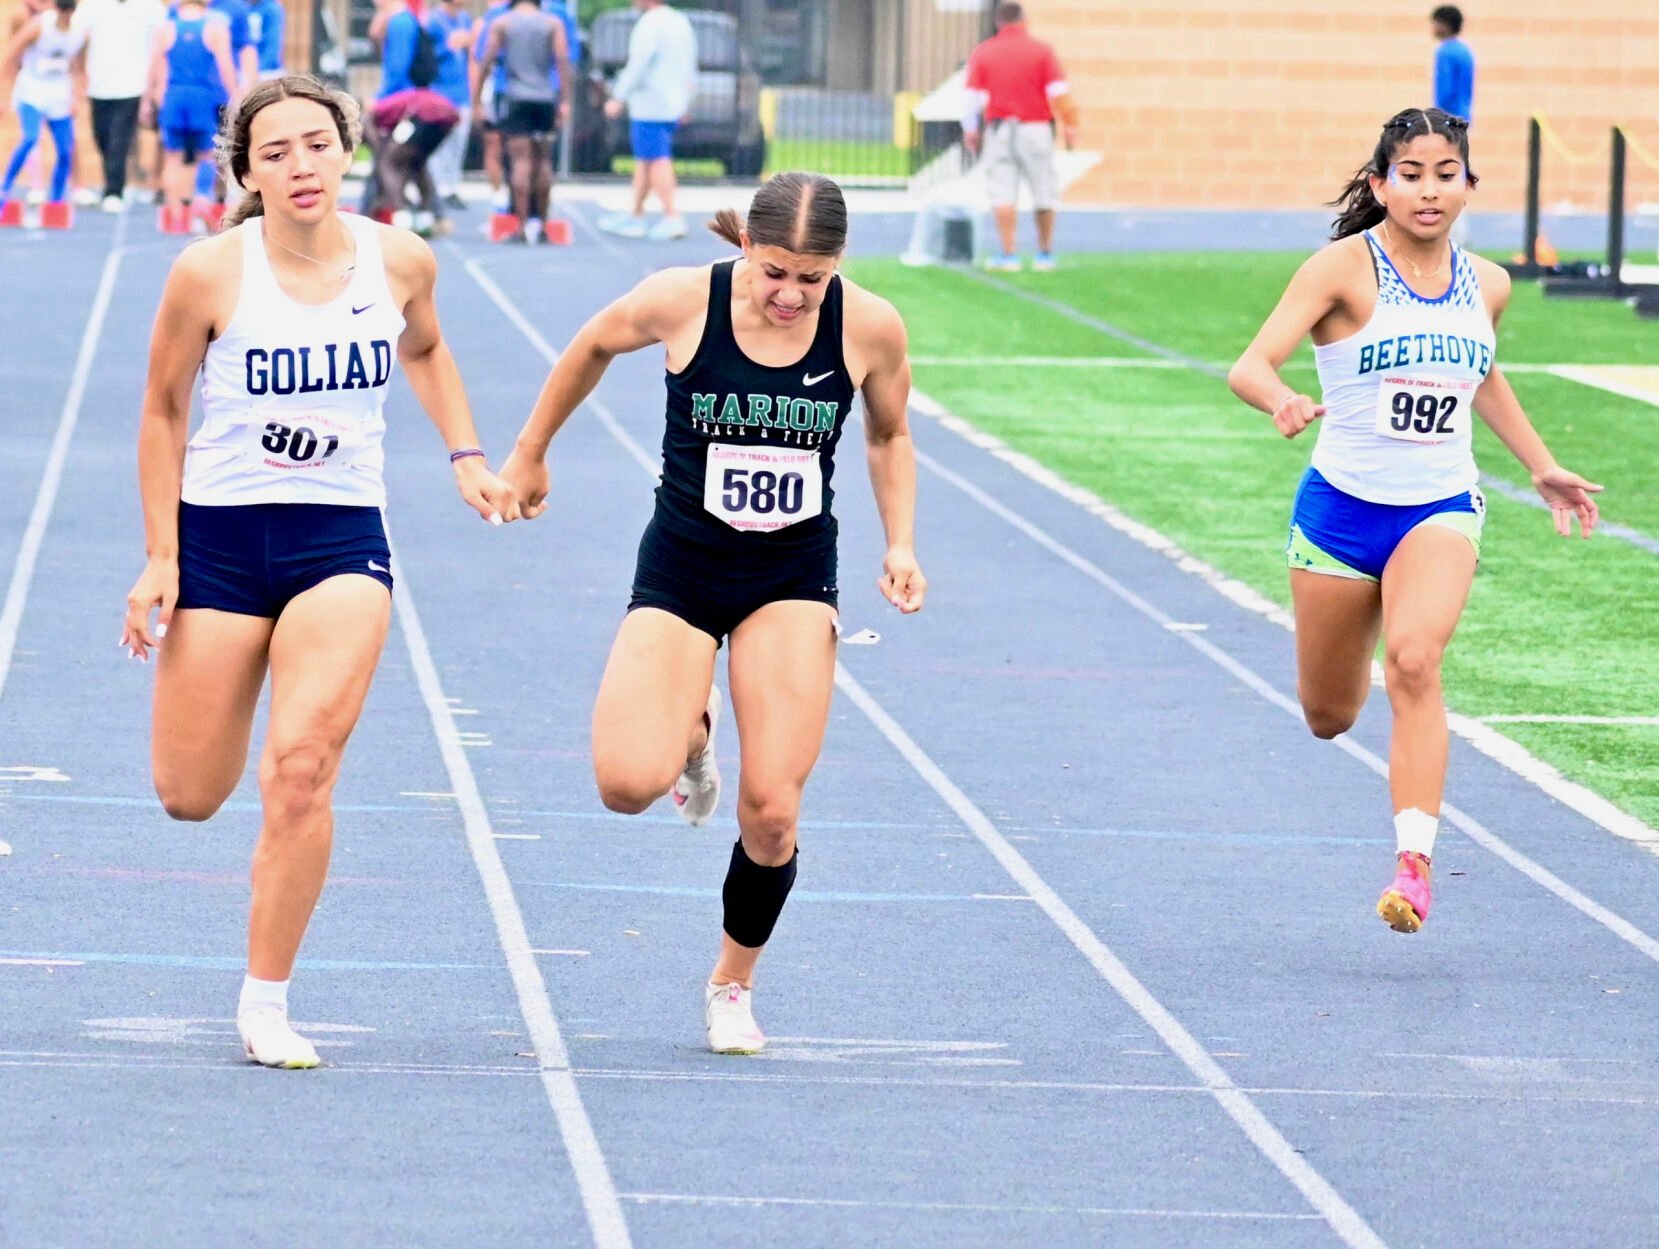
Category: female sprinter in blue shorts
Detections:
[
  {"x1": 122, "y1": 75, "x2": 518, "y2": 1067},
  {"x1": 500, "y1": 172, "x2": 925, "y2": 1053},
  {"x1": 1229, "y1": 107, "x2": 1602, "y2": 934}
]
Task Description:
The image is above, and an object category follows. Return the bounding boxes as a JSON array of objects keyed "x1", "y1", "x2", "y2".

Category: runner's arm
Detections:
[
  {"x1": 386, "y1": 230, "x2": 520, "y2": 522},
  {"x1": 856, "y1": 293, "x2": 925, "y2": 612},
  {"x1": 512, "y1": 268, "x2": 690, "y2": 457},
  {"x1": 1228, "y1": 243, "x2": 1349, "y2": 437}
]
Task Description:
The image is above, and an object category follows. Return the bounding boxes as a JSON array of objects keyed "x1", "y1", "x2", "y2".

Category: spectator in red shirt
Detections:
[{"x1": 961, "y1": 2, "x2": 1078, "y2": 272}]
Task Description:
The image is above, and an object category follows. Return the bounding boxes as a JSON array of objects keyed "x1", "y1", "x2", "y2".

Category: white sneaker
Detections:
[
  {"x1": 672, "y1": 686, "x2": 722, "y2": 827},
  {"x1": 101, "y1": 195, "x2": 125, "y2": 214},
  {"x1": 984, "y1": 253, "x2": 1022, "y2": 273},
  {"x1": 705, "y1": 981, "x2": 764, "y2": 1054},
  {"x1": 646, "y1": 215, "x2": 687, "y2": 241},
  {"x1": 237, "y1": 1006, "x2": 321, "y2": 1069},
  {"x1": 598, "y1": 211, "x2": 647, "y2": 239},
  {"x1": 73, "y1": 186, "x2": 100, "y2": 207}
]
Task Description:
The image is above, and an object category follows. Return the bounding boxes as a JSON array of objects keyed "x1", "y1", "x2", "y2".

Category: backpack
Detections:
[{"x1": 407, "y1": 15, "x2": 439, "y2": 88}]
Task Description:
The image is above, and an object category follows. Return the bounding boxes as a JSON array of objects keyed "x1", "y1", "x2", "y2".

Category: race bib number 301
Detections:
[
  {"x1": 245, "y1": 410, "x2": 356, "y2": 471},
  {"x1": 1375, "y1": 374, "x2": 1477, "y2": 444},
  {"x1": 703, "y1": 443, "x2": 822, "y2": 532}
]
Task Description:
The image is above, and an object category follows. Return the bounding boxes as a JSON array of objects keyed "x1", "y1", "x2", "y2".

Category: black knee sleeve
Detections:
[{"x1": 721, "y1": 839, "x2": 798, "y2": 949}]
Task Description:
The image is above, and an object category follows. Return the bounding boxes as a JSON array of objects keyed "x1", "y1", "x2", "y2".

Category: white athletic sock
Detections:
[
  {"x1": 238, "y1": 975, "x2": 290, "y2": 1017},
  {"x1": 1394, "y1": 808, "x2": 1438, "y2": 859}
]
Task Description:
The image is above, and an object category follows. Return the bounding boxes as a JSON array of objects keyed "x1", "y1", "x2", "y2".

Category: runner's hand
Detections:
[
  {"x1": 122, "y1": 557, "x2": 178, "y2": 663},
  {"x1": 498, "y1": 447, "x2": 550, "y2": 520},
  {"x1": 1532, "y1": 463, "x2": 1603, "y2": 538},
  {"x1": 1271, "y1": 393, "x2": 1325, "y2": 439},
  {"x1": 454, "y1": 456, "x2": 522, "y2": 524},
  {"x1": 963, "y1": 130, "x2": 980, "y2": 157},
  {"x1": 878, "y1": 545, "x2": 926, "y2": 614}
]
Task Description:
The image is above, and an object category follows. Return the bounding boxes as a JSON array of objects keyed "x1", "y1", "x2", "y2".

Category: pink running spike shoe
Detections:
[{"x1": 1377, "y1": 851, "x2": 1432, "y2": 933}]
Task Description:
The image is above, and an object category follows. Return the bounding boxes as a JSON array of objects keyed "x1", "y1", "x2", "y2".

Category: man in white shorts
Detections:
[{"x1": 961, "y1": 1, "x2": 1078, "y2": 272}]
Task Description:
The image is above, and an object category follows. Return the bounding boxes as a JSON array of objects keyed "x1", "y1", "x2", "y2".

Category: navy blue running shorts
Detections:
[
  {"x1": 628, "y1": 513, "x2": 838, "y2": 645},
  {"x1": 176, "y1": 501, "x2": 394, "y2": 619}
]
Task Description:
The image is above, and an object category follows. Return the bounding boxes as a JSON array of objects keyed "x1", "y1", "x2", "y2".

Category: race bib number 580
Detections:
[
  {"x1": 1375, "y1": 374, "x2": 1477, "y2": 445},
  {"x1": 703, "y1": 443, "x2": 822, "y2": 532}
]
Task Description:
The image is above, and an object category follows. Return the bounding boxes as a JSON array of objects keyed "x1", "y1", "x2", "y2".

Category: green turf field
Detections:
[
  {"x1": 846, "y1": 252, "x2": 1659, "y2": 829},
  {"x1": 765, "y1": 140, "x2": 911, "y2": 180}
]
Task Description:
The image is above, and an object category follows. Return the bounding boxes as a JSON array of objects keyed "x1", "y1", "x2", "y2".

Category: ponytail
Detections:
[
  {"x1": 224, "y1": 190, "x2": 265, "y2": 229},
  {"x1": 708, "y1": 207, "x2": 744, "y2": 248},
  {"x1": 1328, "y1": 168, "x2": 1386, "y2": 240}
]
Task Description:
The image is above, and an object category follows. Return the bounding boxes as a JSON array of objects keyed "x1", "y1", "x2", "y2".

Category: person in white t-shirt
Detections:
[
  {"x1": 76, "y1": 0, "x2": 164, "y2": 209},
  {"x1": 597, "y1": 0, "x2": 696, "y2": 241}
]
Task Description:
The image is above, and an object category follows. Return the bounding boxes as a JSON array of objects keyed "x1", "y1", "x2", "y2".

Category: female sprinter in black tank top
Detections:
[{"x1": 500, "y1": 171, "x2": 925, "y2": 1054}]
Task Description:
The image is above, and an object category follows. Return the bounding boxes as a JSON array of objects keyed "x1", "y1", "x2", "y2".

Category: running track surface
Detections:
[{"x1": 2, "y1": 207, "x2": 1657, "y2": 1249}]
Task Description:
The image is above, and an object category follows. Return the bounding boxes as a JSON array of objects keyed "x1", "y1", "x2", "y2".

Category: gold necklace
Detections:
[
  {"x1": 1381, "y1": 221, "x2": 1448, "y2": 282},
  {"x1": 266, "y1": 220, "x2": 356, "y2": 283}
]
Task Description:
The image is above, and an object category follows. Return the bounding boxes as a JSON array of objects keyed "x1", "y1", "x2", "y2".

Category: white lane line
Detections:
[
  {"x1": 911, "y1": 396, "x2": 1659, "y2": 853},
  {"x1": 833, "y1": 668, "x2": 1389, "y2": 1249},
  {"x1": 915, "y1": 445, "x2": 1659, "y2": 967},
  {"x1": 0, "y1": 215, "x2": 129, "y2": 859},
  {"x1": 0, "y1": 958, "x2": 84, "y2": 967},
  {"x1": 457, "y1": 262, "x2": 1389, "y2": 1249},
  {"x1": 0, "y1": 215, "x2": 127, "y2": 706},
  {"x1": 386, "y1": 532, "x2": 631, "y2": 1249},
  {"x1": 1481, "y1": 714, "x2": 1659, "y2": 726},
  {"x1": 618, "y1": 1192, "x2": 1321, "y2": 1221}
]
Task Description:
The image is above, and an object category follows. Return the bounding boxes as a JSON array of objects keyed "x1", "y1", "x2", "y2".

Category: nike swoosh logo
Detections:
[
  {"x1": 803, "y1": 370, "x2": 834, "y2": 386},
  {"x1": 368, "y1": 560, "x2": 388, "y2": 573},
  {"x1": 352, "y1": 303, "x2": 374, "y2": 315}
]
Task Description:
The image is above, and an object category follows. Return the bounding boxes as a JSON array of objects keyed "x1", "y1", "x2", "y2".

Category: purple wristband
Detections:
[{"x1": 449, "y1": 447, "x2": 485, "y2": 464}]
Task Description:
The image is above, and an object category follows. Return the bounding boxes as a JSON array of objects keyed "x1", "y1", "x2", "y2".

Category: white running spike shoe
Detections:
[
  {"x1": 704, "y1": 980, "x2": 765, "y2": 1055},
  {"x1": 237, "y1": 1006, "x2": 321, "y2": 1069},
  {"x1": 672, "y1": 686, "x2": 722, "y2": 828}
]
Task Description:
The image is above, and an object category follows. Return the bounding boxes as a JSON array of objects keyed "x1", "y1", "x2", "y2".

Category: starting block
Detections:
[
  {"x1": 39, "y1": 201, "x2": 73, "y2": 230},
  {"x1": 488, "y1": 211, "x2": 522, "y2": 241},
  {"x1": 197, "y1": 201, "x2": 225, "y2": 233},
  {"x1": 157, "y1": 204, "x2": 191, "y2": 234},
  {"x1": 371, "y1": 207, "x2": 395, "y2": 225},
  {"x1": 542, "y1": 217, "x2": 572, "y2": 245},
  {"x1": 0, "y1": 200, "x2": 23, "y2": 227}
]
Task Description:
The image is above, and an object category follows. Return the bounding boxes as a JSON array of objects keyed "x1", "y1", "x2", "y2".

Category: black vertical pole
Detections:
[
  {"x1": 1524, "y1": 116, "x2": 1542, "y2": 270},
  {"x1": 1608, "y1": 126, "x2": 1627, "y2": 291}
]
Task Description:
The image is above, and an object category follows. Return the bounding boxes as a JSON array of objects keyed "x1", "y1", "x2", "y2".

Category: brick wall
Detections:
[{"x1": 1025, "y1": 0, "x2": 1659, "y2": 215}]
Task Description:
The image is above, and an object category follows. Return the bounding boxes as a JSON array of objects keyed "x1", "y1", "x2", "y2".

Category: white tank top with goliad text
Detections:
[
  {"x1": 182, "y1": 214, "x2": 406, "y2": 508},
  {"x1": 1310, "y1": 231, "x2": 1494, "y2": 505}
]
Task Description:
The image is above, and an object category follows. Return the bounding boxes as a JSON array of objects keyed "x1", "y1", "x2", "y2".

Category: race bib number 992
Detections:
[
  {"x1": 1375, "y1": 374, "x2": 1477, "y2": 445},
  {"x1": 703, "y1": 442, "x2": 822, "y2": 532}
]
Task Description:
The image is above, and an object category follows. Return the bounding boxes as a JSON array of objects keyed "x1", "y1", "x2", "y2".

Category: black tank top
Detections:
[{"x1": 656, "y1": 259, "x2": 856, "y2": 550}]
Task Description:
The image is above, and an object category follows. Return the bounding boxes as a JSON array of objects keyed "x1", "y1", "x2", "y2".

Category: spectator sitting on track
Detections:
[
  {"x1": 365, "y1": 81, "x2": 457, "y2": 236},
  {"x1": 961, "y1": 1, "x2": 1078, "y2": 273}
]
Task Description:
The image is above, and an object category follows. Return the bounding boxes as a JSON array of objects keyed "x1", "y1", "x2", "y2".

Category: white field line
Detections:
[
  {"x1": 386, "y1": 528, "x2": 632, "y2": 1249},
  {"x1": 459, "y1": 260, "x2": 1392, "y2": 1249},
  {"x1": 618, "y1": 1192, "x2": 1321, "y2": 1221},
  {"x1": 908, "y1": 355, "x2": 1575, "y2": 374},
  {"x1": 914, "y1": 392, "x2": 1659, "y2": 853},
  {"x1": 1481, "y1": 715, "x2": 1659, "y2": 726},
  {"x1": 1546, "y1": 364, "x2": 1659, "y2": 407}
]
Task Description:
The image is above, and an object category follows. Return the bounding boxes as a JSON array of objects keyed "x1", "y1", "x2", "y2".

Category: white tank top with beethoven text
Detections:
[{"x1": 1310, "y1": 231, "x2": 1493, "y2": 505}]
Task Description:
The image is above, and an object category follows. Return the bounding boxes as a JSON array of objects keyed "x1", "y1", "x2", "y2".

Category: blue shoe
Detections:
[{"x1": 1031, "y1": 251, "x2": 1057, "y2": 272}]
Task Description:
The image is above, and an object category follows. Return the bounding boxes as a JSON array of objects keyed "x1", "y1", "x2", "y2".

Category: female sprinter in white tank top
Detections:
[
  {"x1": 121, "y1": 74, "x2": 519, "y2": 1067},
  {"x1": 1229, "y1": 108, "x2": 1602, "y2": 934}
]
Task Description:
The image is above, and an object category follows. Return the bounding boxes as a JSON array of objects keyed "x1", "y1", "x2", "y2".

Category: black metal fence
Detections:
[{"x1": 324, "y1": 0, "x2": 992, "y2": 185}]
